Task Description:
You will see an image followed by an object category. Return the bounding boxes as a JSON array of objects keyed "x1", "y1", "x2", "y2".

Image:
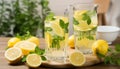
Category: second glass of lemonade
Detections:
[
  {"x1": 45, "y1": 15, "x2": 69, "y2": 62},
  {"x1": 72, "y1": 3, "x2": 98, "y2": 54}
]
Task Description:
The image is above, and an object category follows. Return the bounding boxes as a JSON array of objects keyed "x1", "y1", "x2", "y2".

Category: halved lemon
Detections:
[
  {"x1": 7, "y1": 37, "x2": 21, "y2": 48},
  {"x1": 92, "y1": 40, "x2": 109, "y2": 55},
  {"x1": 4, "y1": 47, "x2": 22, "y2": 64},
  {"x1": 27, "y1": 36, "x2": 40, "y2": 46},
  {"x1": 14, "y1": 41, "x2": 37, "y2": 55},
  {"x1": 69, "y1": 51, "x2": 85, "y2": 66},
  {"x1": 26, "y1": 54, "x2": 42, "y2": 68}
]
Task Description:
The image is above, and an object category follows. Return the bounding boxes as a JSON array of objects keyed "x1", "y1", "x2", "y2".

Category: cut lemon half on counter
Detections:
[
  {"x1": 4, "y1": 47, "x2": 22, "y2": 64},
  {"x1": 26, "y1": 54, "x2": 42, "y2": 68},
  {"x1": 69, "y1": 51, "x2": 86, "y2": 66},
  {"x1": 14, "y1": 41, "x2": 37, "y2": 55}
]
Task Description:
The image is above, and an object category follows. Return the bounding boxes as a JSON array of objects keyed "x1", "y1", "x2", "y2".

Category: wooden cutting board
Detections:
[{"x1": 41, "y1": 49, "x2": 102, "y2": 68}]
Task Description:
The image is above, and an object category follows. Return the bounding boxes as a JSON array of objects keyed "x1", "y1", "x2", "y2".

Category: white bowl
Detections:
[{"x1": 96, "y1": 26, "x2": 120, "y2": 44}]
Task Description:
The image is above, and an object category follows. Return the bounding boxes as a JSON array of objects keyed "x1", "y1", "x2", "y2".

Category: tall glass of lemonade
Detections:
[
  {"x1": 44, "y1": 14, "x2": 69, "y2": 62},
  {"x1": 72, "y1": 3, "x2": 98, "y2": 54}
]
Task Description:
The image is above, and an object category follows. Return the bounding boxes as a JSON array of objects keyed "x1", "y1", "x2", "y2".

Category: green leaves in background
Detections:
[
  {"x1": 0, "y1": 0, "x2": 50, "y2": 37},
  {"x1": 59, "y1": 19, "x2": 69, "y2": 33}
]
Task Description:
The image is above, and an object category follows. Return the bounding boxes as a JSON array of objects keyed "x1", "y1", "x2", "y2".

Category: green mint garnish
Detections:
[
  {"x1": 73, "y1": 17, "x2": 79, "y2": 25},
  {"x1": 45, "y1": 27, "x2": 52, "y2": 32},
  {"x1": 87, "y1": 35, "x2": 94, "y2": 40},
  {"x1": 59, "y1": 19, "x2": 69, "y2": 33},
  {"x1": 82, "y1": 13, "x2": 91, "y2": 25},
  {"x1": 21, "y1": 55, "x2": 27, "y2": 62},
  {"x1": 97, "y1": 44, "x2": 120, "y2": 65},
  {"x1": 35, "y1": 46, "x2": 45, "y2": 55},
  {"x1": 41, "y1": 56, "x2": 47, "y2": 61},
  {"x1": 45, "y1": 12, "x2": 55, "y2": 21}
]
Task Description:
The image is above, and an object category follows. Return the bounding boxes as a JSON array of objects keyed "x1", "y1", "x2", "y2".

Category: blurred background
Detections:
[
  {"x1": 0, "y1": 0, "x2": 120, "y2": 37},
  {"x1": 49, "y1": 0, "x2": 120, "y2": 35}
]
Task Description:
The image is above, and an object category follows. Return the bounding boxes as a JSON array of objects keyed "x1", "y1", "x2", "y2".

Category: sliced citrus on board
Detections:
[
  {"x1": 27, "y1": 36, "x2": 40, "y2": 46},
  {"x1": 69, "y1": 51, "x2": 86, "y2": 66},
  {"x1": 92, "y1": 40, "x2": 109, "y2": 55},
  {"x1": 4, "y1": 47, "x2": 22, "y2": 64},
  {"x1": 14, "y1": 41, "x2": 37, "y2": 55},
  {"x1": 26, "y1": 54, "x2": 42, "y2": 68},
  {"x1": 7, "y1": 37, "x2": 21, "y2": 48}
]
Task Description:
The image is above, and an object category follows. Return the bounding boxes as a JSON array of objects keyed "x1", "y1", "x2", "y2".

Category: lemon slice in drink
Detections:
[
  {"x1": 26, "y1": 54, "x2": 42, "y2": 68},
  {"x1": 51, "y1": 21, "x2": 64, "y2": 37},
  {"x1": 69, "y1": 51, "x2": 85, "y2": 66},
  {"x1": 14, "y1": 41, "x2": 37, "y2": 55},
  {"x1": 4, "y1": 47, "x2": 22, "y2": 64},
  {"x1": 54, "y1": 16, "x2": 68, "y2": 23}
]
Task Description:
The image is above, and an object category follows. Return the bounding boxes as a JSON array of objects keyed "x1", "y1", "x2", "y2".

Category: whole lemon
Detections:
[
  {"x1": 8, "y1": 37, "x2": 21, "y2": 48},
  {"x1": 68, "y1": 35, "x2": 74, "y2": 48},
  {"x1": 27, "y1": 36, "x2": 40, "y2": 46},
  {"x1": 92, "y1": 40, "x2": 109, "y2": 55}
]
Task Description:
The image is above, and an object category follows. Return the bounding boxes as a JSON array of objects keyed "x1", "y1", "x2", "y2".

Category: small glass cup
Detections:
[
  {"x1": 71, "y1": 3, "x2": 98, "y2": 54},
  {"x1": 44, "y1": 15, "x2": 69, "y2": 63}
]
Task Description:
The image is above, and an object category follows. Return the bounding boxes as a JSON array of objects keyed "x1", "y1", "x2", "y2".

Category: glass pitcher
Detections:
[{"x1": 69, "y1": 3, "x2": 98, "y2": 54}]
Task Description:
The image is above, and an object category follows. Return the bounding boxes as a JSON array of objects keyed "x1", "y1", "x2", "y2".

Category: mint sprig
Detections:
[
  {"x1": 59, "y1": 19, "x2": 69, "y2": 33},
  {"x1": 82, "y1": 13, "x2": 91, "y2": 25},
  {"x1": 97, "y1": 44, "x2": 120, "y2": 65},
  {"x1": 16, "y1": 31, "x2": 32, "y2": 40}
]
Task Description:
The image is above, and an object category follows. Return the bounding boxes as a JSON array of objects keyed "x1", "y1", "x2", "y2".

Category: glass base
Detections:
[
  {"x1": 75, "y1": 47, "x2": 93, "y2": 54},
  {"x1": 45, "y1": 50, "x2": 67, "y2": 63}
]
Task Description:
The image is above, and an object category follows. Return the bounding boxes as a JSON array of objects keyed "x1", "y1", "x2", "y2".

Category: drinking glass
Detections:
[
  {"x1": 72, "y1": 3, "x2": 98, "y2": 54},
  {"x1": 44, "y1": 15, "x2": 69, "y2": 62}
]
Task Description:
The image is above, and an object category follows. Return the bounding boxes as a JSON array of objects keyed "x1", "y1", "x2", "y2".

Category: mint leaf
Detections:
[
  {"x1": 41, "y1": 56, "x2": 47, "y2": 61},
  {"x1": 87, "y1": 35, "x2": 94, "y2": 40},
  {"x1": 45, "y1": 27, "x2": 52, "y2": 32},
  {"x1": 115, "y1": 44, "x2": 120, "y2": 52},
  {"x1": 21, "y1": 55, "x2": 27, "y2": 62},
  {"x1": 73, "y1": 17, "x2": 79, "y2": 25},
  {"x1": 45, "y1": 12, "x2": 55, "y2": 21},
  {"x1": 59, "y1": 19, "x2": 65, "y2": 29},
  {"x1": 35, "y1": 46, "x2": 45, "y2": 55},
  {"x1": 64, "y1": 23, "x2": 69, "y2": 33},
  {"x1": 82, "y1": 13, "x2": 91, "y2": 25},
  {"x1": 87, "y1": 17, "x2": 91, "y2": 25}
]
